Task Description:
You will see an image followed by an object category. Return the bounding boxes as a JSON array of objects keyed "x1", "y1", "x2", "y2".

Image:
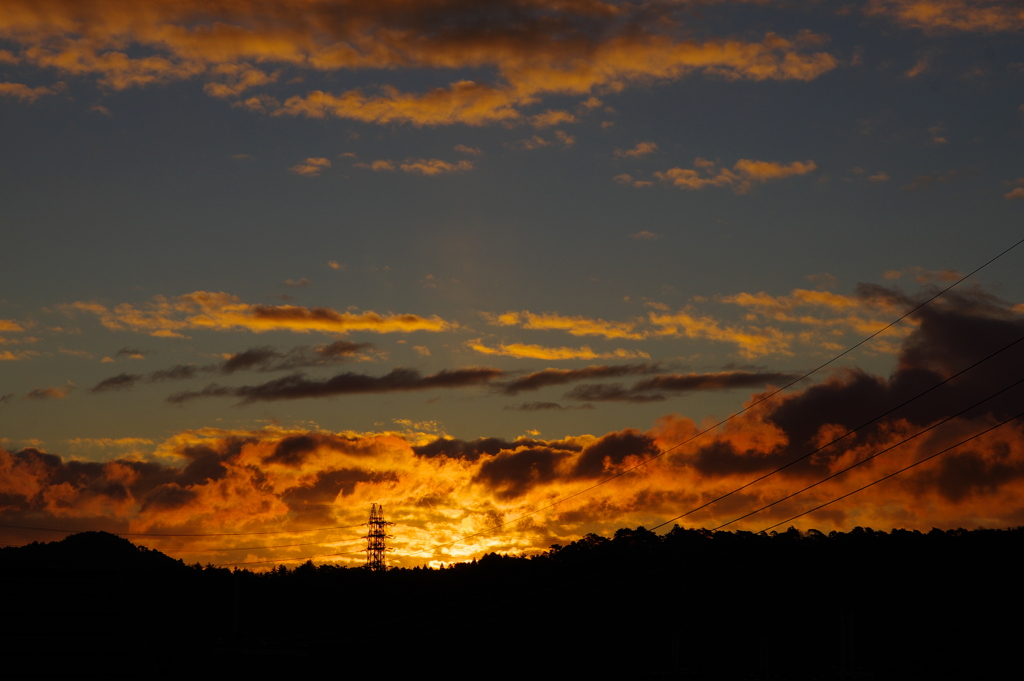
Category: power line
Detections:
[
  {"x1": 757, "y1": 408, "x2": 1024, "y2": 534},
  {"x1": 0, "y1": 521, "x2": 365, "y2": 537},
  {"x1": 649, "y1": 329, "x2": 1024, "y2": 531},
  {"x1": 415, "y1": 235, "x2": 1024, "y2": 553},
  {"x1": 163, "y1": 541, "x2": 349, "y2": 552},
  {"x1": 712, "y1": 373, "x2": 1024, "y2": 530}
]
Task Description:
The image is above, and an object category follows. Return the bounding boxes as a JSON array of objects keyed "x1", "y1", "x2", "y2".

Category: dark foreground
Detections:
[{"x1": 2, "y1": 526, "x2": 1021, "y2": 680}]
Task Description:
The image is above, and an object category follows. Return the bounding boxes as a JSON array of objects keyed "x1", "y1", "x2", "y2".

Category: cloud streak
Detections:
[
  {"x1": 61, "y1": 292, "x2": 454, "y2": 337},
  {"x1": 167, "y1": 367, "x2": 505, "y2": 404}
]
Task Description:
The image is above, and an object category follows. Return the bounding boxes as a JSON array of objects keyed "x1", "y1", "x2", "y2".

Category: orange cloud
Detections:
[
  {"x1": 26, "y1": 384, "x2": 74, "y2": 400},
  {"x1": 652, "y1": 157, "x2": 816, "y2": 193},
  {"x1": 399, "y1": 158, "x2": 473, "y2": 175},
  {"x1": 866, "y1": 0, "x2": 1024, "y2": 32},
  {"x1": 615, "y1": 142, "x2": 658, "y2": 158},
  {"x1": 288, "y1": 157, "x2": 331, "y2": 176},
  {"x1": 467, "y1": 339, "x2": 649, "y2": 360},
  {"x1": 614, "y1": 173, "x2": 653, "y2": 188},
  {"x1": 530, "y1": 109, "x2": 577, "y2": 128},
  {"x1": 0, "y1": 2, "x2": 838, "y2": 126},
  {"x1": 60, "y1": 292, "x2": 455, "y2": 337},
  {"x1": 648, "y1": 308, "x2": 792, "y2": 358},
  {"x1": 485, "y1": 310, "x2": 646, "y2": 340},
  {"x1": 0, "y1": 80, "x2": 64, "y2": 102},
  {"x1": 1005, "y1": 178, "x2": 1024, "y2": 200}
]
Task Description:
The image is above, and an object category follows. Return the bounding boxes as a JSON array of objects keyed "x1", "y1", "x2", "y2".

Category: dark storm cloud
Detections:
[
  {"x1": 565, "y1": 384, "x2": 668, "y2": 402},
  {"x1": 262, "y1": 432, "x2": 381, "y2": 467},
  {"x1": 681, "y1": 286, "x2": 1024, "y2": 481},
  {"x1": 282, "y1": 468, "x2": 399, "y2": 506},
  {"x1": 91, "y1": 373, "x2": 145, "y2": 392},
  {"x1": 140, "y1": 483, "x2": 198, "y2": 511},
  {"x1": 911, "y1": 445, "x2": 1024, "y2": 503},
  {"x1": 413, "y1": 436, "x2": 581, "y2": 461},
  {"x1": 150, "y1": 365, "x2": 202, "y2": 381},
  {"x1": 564, "y1": 370, "x2": 801, "y2": 403},
  {"x1": 167, "y1": 367, "x2": 506, "y2": 404},
  {"x1": 500, "y1": 363, "x2": 661, "y2": 394},
  {"x1": 472, "y1": 447, "x2": 572, "y2": 499},
  {"x1": 573, "y1": 430, "x2": 660, "y2": 478},
  {"x1": 90, "y1": 341, "x2": 375, "y2": 392},
  {"x1": 634, "y1": 371, "x2": 800, "y2": 393},
  {"x1": 220, "y1": 341, "x2": 373, "y2": 373},
  {"x1": 503, "y1": 401, "x2": 596, "y2": 411}
]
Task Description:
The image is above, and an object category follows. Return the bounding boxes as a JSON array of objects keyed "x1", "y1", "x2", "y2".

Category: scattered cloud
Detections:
[
  {"x1": 652, "y1": 158, "x2": 817, "y2": 194},
  {"x1": 355, "y1": 159, "x2": 396, "y2": 171},
  {"x1": 500, "y1": 364, "x2": 662, "y2": 395},
  {"x1": 454, "y1": 144, "x2": 482, "y2": 156},
  {"x1": 927, "y1": 123, "x2": 948, "y2": 145},
  {"x1": 399, "y1": 158, "x2": 473, "y2": 175},
  {"x1": 905, "y1": 55, "x2": 932, "y2": 78},
  {"x1": 504, "y1": 402, "x2": 595, "y2": 411},
  {"x1": 509, "y1": 135, "x2": 551, "y2": 151},
  {"x1": 26, "y1": 384, "x2": 74, "y2": 400},
  {"x1": 467, "y1": 339, "x2": 649, "y2": 361},
  {"x1": 1005, "y1": 178, "x2": 1024, "y2": 200},
  {"x1": 91, "y1": 341, "x2": 377, "y2": 393},
  {"x1": 615, "y1": 142, "x2": 658, "y2": 159},
  {"x1": 866, "y1": 0, "x2": 1024, "y2": 33},
  {"x1": 60, "y1": 291, "x2": 456, "y2": 337},
  {"x1": 283, "y1": 278, "x2": 312, "y2": 288},
  {"x1": 901, "y1": 169, "x2": 968, "y2": 191},
  {"x1": 614, "y1": 174, "x2": 653, "y2": 188},
  {"x1": 564, "y1": 370, "x2": 801, "y2": 403},
  {"x1": 168, "y1": 367, "x2": 505, "y2": 404},
  {"x1": 530, "y1": 110, "x2": 577, "y2": 128},
  {"x1": 0, "y1": 81, "x2": 64, "y2": 103},
  {"x1": 485, "y1": 310, "x2": 645, "y2": 340},
  {"x1": 289, "y1": 157, "x2": 331, "y2": 176},
  {"x1": 630, "y1": 230, "x2": 660, "y2": 240}
]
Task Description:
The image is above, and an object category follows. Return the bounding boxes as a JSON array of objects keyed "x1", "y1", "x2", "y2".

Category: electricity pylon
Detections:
[{"x1": 364, "y1": 503, "x2": 393, "y2": 571}]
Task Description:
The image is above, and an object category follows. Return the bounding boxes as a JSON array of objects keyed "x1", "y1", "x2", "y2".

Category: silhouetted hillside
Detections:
[
  {"x1": 0, "y1": 530, "x2": 187, "y2": 570},
  {"x1": 2, "y1": 526, "x2": 1021, "y2": 680}
]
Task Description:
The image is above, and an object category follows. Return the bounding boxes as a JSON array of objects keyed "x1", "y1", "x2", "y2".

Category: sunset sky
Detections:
[{"x1": 2, "y1": 0, "x2": 1024, "y2": 568}]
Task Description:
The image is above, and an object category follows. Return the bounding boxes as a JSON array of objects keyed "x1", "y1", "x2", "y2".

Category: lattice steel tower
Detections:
[{"x1": 364, "y1": 503, "x2": 393, "y2": 571}]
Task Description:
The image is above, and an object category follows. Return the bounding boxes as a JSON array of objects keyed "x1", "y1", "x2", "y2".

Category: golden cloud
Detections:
[
  {"x1": 4, "y1": 288, "x2": 1022, "y2": 567},
  {"x1": 288, "y1": 157, "x2": 331, "y2": 176},
  {"x1": 399, "y1": 158, "x2": 473, "y2": 175},
  {"x1": 0, "y1": 80, "x2": 64, "y2": 102},
  {"x1": 615, "y1": 141, "x2": 658, "y2": 158},
  {"x1": 866, "y1": 0, "x2": 1024, "y2": 32},
  {"x1": 0, "y1": 1, "x2": 839, "y2": 126},
  {"x1": 653, "y1": 157, "x2": 817, "y2": 194},
  {"x1": 467, "y1": 339, "x2": 649, "y2": 360},
  {"x1": 485, "y1": 310, "x2": 646, "y2": 340},
  {"x1": 648, "y1": 308, "x2": 793, "y2": 358},
  {"x1": 60, "y1": 291, "x2": 455, "y2": 337}
]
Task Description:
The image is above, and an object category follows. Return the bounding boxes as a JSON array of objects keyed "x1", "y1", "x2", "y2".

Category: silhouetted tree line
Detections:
[{"x1": 2, "y1": 526, "x2": 1022, "y2": 680}]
